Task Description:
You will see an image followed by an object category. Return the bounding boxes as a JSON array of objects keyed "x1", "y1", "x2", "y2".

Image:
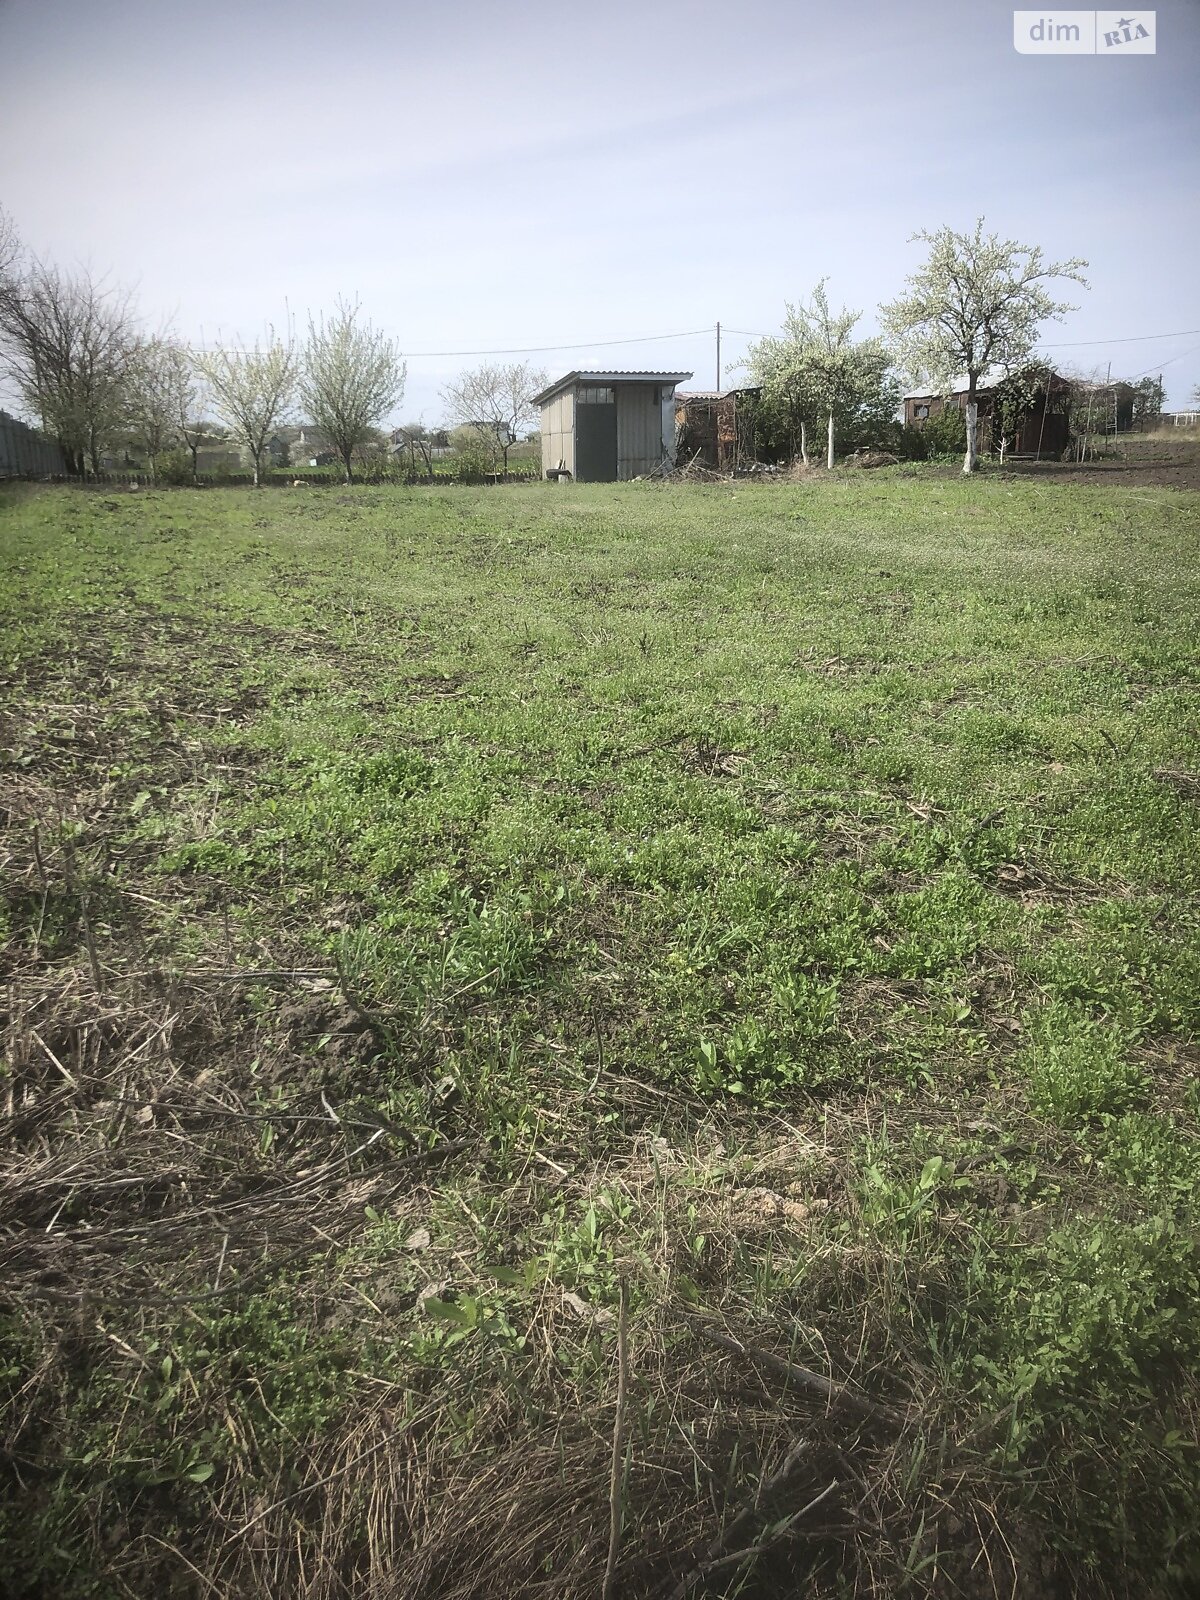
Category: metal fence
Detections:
[{"x1": 0, "y1": 410, "x2": 66, "y2": 476}]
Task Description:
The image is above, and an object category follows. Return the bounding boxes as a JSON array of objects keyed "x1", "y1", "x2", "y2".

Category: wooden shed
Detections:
[
  {"x1": 903, "y1": 369, "x2": 1074, "y2": 458},
  {"x1": 674, "y1": 388, "x2": 762, "y2": 471},
  {"x1": 534, "y1": 371, "x2": 692, "y2": 481}
]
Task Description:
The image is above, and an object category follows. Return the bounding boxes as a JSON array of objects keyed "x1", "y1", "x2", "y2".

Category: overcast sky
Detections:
[{"x1": 1, "y1": 0, "x2": 1197, "y2": 419}]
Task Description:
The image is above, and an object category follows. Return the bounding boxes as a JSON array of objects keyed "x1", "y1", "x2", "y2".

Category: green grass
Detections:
[{"x1": 2, "y1": 473, "x2": 1199, "y2": 1598}]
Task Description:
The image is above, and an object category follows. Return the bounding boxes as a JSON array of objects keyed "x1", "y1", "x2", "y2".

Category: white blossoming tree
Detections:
[
  {"x1": 880, "y1": 220, "x2": 1087, "y2": 473},
  {"x1": 198, "y1": 329, "x2": 297, "y2": 486},
  {"x1": 301, "y1": 299, "x2": 406, "y2": 483},
  {"x1": 744, "y1": 282, "x2": 895, "y2": 468}
]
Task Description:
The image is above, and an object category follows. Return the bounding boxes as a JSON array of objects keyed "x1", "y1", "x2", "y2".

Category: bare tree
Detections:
[
  {"x1": 0, "y1": 257, "x2": 141, "y2": 475},
  {"x1": 440, "y1": 361, "x2": 547, "y2": 475},
  {"x1": 394, "y1": 420, "x2": 435, "y2": 479},
  {"x1": 198, "y1": 329, "x2": 296, "y2": 486},
  {"x1": 0, "y1": 205, "x2": 19, "y2": 283},
  {"x1": 173, "y1": 354, "x2": 221, "y2": 482},
  {"x1": 300, "y1": 299, "x2": 406, "y2": 483}
]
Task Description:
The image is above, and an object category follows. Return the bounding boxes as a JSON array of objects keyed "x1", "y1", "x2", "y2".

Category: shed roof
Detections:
[
  {"x1": 533, "y1": 370, "x2": 693, "y2": 405},
  {"x1": 902, "y1": 368, "x2": 1010, "y2": 401},
  {"x1": 676, "y1": 387, "x2": 761, "y2": 401},
  {"x1": 903, "y1": 367, "x2": 1068, "y2": 401}
]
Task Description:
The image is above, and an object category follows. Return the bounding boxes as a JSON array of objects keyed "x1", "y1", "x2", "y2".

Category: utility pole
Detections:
[
  {"x1": 1106, "y1": 360, "x2": 1113, "y2": 441},
  {"x1": 715, "y1": 322, "x2": 721, "y2": 392}
]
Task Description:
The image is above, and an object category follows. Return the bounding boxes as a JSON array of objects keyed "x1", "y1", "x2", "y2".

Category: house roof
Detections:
[{"x1": 533, "y1": 370, "x2": 693, "y2": 405}]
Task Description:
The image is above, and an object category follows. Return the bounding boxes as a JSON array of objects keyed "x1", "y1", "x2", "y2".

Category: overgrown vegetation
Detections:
[{"x1": 2, "y1": 475, "x2": 1199, "y2": 1598}]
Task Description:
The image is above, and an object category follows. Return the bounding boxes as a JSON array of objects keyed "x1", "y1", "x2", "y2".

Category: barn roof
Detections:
[{"x1": 533, "y1": 370, "x2": 693, "y2": 405}]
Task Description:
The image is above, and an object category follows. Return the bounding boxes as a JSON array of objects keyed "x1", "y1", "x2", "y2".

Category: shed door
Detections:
[{"x1": 575, "y1": 390, "x2": 617, "y2": 482}]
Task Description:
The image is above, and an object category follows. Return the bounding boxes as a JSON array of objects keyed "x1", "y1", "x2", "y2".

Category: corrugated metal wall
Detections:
[
  {"x1": 0, "y1": 411, "x2": 66, "y2": 476},
  {"x1": 541, "y1": 383, "x2": 676, "y2": 480},
  {"x1": 616, "y1": 385, "x2": 664, "y2": 478},
  {"x1": 540, "y1": 389, "x2": 575, "y2": 478}
]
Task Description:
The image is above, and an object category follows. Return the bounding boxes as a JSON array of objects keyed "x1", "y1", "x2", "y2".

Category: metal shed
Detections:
[{"x1": 533, "y1": 370, "x2": 692, "y2": 482}]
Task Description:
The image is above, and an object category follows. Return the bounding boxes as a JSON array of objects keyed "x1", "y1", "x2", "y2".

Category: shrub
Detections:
[
  {"x1": 895, "y1": 425, "x2": 929, "y2": 461},
  {"x1": 155, "y1": 449, "x2": 195, "y2": 485},
  {"x1": 449, "y1": 426, "x2": 496, "y2": 480},
  {"x1": 921, "y1": 405, "x2": 968, "y2": 458}
]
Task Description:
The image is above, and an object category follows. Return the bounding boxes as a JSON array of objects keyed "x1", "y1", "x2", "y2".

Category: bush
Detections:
[
  {"x1": 895, "y1": 425, "x2": 929, "y2": 461},
  {"x1": 154, "y1": 449, "x2": 195, "y2": 485},
  {"x1": 921, "y1": 405, "x2": 968, "y2": 458},
  {"x1": 449, "y1": 426, "x2": 497, "y2": 480}
]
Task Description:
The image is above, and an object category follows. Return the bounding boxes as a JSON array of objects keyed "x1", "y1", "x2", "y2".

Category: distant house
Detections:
[
  {"x1": 266, "y1": 425, "x2": 336, "y2": 467},
  {"x1": 903, "y1": 368, "x2": 1074, "y2": 457},
  {"x1": 534, "y1": 371, "x2": 692, "y2": 481},
  {"x1": 389, "y1": 426, "x2": 450, "y2": 459},
  {"x1": 674, "y1": 388, "x2": 761, "y2": 471}
]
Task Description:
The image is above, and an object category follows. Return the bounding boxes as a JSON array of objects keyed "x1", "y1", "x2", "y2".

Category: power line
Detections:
[
  {"x1": 186, "y1": 326, "x2": 716, "y2": 361},
  {"x1": 397, "y1": 327, "x2": 714, "y2": 359},
  {"x1": 185, "y1": 321, "x2": 1200, "y2": 366},
  {"x1": 727, "y1": 325, "x2": 1200, "y2": 349},
  {"x1": 1126, "y1": 338, "x2": 1200, "y2": 382},
  {"x1": 1038, "y1": 326, "x2": 1200, "y2": 348}
]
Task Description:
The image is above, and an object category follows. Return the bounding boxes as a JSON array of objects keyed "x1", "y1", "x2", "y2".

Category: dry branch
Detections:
[{"x1": 692, "y1": 1324, "x2": 893, "y2": 1423}]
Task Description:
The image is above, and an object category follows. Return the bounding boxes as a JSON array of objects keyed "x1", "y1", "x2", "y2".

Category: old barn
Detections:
[{"x1": 535, "y1": 371, "x2": 692, "y2": 481}]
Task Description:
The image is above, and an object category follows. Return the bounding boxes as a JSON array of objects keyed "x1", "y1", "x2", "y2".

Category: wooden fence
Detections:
[{"x1": 0, "y1": 411, "x2": 66, "y2": 476}]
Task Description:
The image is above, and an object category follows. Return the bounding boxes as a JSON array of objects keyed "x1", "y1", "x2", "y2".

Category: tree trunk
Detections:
[
  {"x1": 826, "y1": 410, "x2": 835, "y2": 470},
  {"x1": 963, "y1": 377, "x2": 978, "y2": 474},
  {"x1": 252, "y1": 451, "x2": 261, "y2": 488},
  {"x1": 189, "y1": 442, "x2": 199, "y2": 483},
  {"x1": 343, "y1": 446, "x2": 353, "y2": 485},
  {"x1": 799, "y1": 420, "x2": 808, "y2": 468}
]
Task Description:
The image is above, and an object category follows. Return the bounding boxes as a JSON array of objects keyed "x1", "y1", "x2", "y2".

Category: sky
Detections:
[{"x1": 1, "y1": 0, "x2": 1198, "y2": 421}]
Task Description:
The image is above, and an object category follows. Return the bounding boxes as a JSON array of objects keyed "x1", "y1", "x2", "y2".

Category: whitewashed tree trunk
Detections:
[
  {"x1": 963, "y1": 401, "x2": 978, "y2": 475},
  {"x1": 799, "y1": 419, "x2": 808, "y2": 467},
  {"x1": 826, "y1": 410, "x2": 835, "y2": 469}
]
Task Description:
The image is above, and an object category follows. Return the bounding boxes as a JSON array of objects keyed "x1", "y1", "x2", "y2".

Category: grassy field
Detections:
[{"x1": 1, "y1": 473, "x2": 1199, "y2": 1599}]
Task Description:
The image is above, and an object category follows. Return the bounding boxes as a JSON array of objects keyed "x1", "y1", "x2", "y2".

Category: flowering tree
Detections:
[
  {"x1": 744, "y1": 282, "x2": 895, "y2": 468},
  {"x1": 301, "y1": 299, "x2": 406, "y2": 483},
  {"x1": 881, "y1": 220, "x2": 1087, "y2": 473},
  {"x1": 199, "y1": 329, "x2": 296, "y2": 486}
]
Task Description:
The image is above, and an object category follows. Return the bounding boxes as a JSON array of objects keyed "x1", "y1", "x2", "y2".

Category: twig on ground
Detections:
[
  {"x1": 692, "y1": 1324, "x2": 892, "y2": 1423},
  {"x1": 683, "y1": 1478, "x2": 841, "y2": 1591},
  {"x1": 602, "y1": 1274, "x2": 630, "y2": 1600},
  {"x1": 588, "y1": 1010, "x2": 605, "y2": 1095}
]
